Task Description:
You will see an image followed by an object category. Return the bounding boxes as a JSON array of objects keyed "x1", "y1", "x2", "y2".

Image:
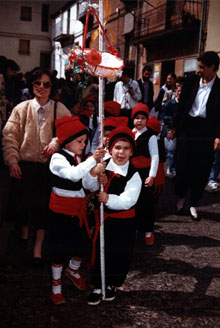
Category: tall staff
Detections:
[{"x1": 98, "y1": 0, "x2": 106, "y2": 300}]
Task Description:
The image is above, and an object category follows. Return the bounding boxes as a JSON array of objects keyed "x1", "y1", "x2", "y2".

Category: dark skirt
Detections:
[{"x1": 6, "y1": 161, "x2": 50, "y2": 229}]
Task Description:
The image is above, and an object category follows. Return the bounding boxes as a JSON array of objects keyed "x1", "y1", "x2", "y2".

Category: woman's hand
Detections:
[
  {"x1": 42, "y1": 144, "x2": 56, "y2": 158},
  {"x1": 10, "y1": 163, "x2": 22, "y2": 179}
]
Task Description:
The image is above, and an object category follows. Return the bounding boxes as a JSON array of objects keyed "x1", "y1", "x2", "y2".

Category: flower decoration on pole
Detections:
[
  {"x1": 85, "y1": 49, "x2": 102, "y2": 66},
  {"x1": 68, "y1": 3, "x2": 123, "y2": 85}
]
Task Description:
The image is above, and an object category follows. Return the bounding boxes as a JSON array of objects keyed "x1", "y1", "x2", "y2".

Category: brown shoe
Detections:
[
  {"x1": 51, "y1": 292, "x2": 66, "y2": 305},
  {"x1": 145, "y1": 232, "x2": 154, "y2": 246},
  {"x1": 65, "y1": 267, "x2": 86, "y2": 291}
]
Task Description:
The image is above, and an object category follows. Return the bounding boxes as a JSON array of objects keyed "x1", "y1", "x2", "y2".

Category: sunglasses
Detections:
[{"x1": 33, "y1": 81, "x2": 51, "y2": 88}]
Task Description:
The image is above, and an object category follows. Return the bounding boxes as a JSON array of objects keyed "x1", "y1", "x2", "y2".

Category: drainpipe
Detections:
[
  {"x1": 134, "y1": 0, "x2": 141, "y2": 80},
  {"x1": 198, "y1": 0, "x2": 206, "y2": 56}
]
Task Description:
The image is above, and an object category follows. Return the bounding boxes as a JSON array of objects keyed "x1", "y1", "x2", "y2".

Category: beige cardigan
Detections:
[{"x1": 2, "y1": 99, "x2": 70, "y2": 166}]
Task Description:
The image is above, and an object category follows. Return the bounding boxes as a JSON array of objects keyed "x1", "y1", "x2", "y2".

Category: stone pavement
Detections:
[{"x1": 0, "y1": 168, "x2": 220, "y2": 328}]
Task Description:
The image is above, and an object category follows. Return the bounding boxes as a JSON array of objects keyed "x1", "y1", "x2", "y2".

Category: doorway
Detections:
[{"x1": 160, "y1": 60, "x2": 175, "y2": 86}]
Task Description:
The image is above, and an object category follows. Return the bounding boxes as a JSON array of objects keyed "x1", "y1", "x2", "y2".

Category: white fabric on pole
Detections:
[{"x1": 98, "y1": 0, "x2": 106, "y2": 300}]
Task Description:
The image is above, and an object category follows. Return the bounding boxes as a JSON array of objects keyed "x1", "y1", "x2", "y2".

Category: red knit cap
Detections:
[
  {"x1": 131, "y1": 102, "x2": 150, "y2": 120},
  {"x1": 108, "y1": 126, "x2": 136, "y2": 154},
  {"x1": 104, "y1": 101, "x2": 121, "y2": 117},
  {"x1": 147, "y1": 116, "x2": 161, "y2": 134},
  {"x1": 83, "y1": 94, "x2": 96, "y2": 104},
  {"x1": 55, "y1": 116, "x2": 88, "y2": 147},
  {"x1": 104, "y1": 116, "x2": 128, "y2": 131},
  {"x1": 79, "y1": 108, "x2": 92, "y2": 119}
]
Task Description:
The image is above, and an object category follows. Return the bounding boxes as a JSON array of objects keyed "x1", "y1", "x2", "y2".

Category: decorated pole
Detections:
[
  {"x1": 98, "y1": 0, "x2": 106, "y2": 300},
  {"x1": 68, "y1": 1, "x2": 124, "y2": 300}
]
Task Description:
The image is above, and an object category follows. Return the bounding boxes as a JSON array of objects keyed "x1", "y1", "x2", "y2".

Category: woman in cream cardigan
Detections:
[{"x1": 2, "y1": 68, "x2": 70, "y2": 267}]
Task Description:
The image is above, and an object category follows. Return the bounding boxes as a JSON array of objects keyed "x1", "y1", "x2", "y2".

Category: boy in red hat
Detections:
[
  {"x1": 103, "y1": 116, "x2": 128, "y2": 159},
  {"x1": 130, "y1": 103, "x2": 159, "y2": 246},
  {"x1": 87, "y1": 126, "x2": 142, "y2": 306},
  {"x1": 104, "y1": 100, "x2": 121, "y2": 117},
  {"x1": 48, "y1": 116, "x2": 105, "y2": 305}
]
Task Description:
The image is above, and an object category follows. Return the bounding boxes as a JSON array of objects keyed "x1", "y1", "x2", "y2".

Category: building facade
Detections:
[
  {"x1": 0, "y1": 0, "x2": 220, "y2": 90},
  {"x1": 0, "y1": 1, "x2": 61, "y2": 73}
]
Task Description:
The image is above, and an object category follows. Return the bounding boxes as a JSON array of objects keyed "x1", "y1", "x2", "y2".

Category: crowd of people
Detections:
[{"x1": 0, "y1": 51, "x2": 220, "y2": 306}]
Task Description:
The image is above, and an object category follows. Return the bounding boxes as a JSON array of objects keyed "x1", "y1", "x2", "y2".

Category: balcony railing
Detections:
[{"x1": 135, "y1": 0, "x2": 202, "y2": 38}]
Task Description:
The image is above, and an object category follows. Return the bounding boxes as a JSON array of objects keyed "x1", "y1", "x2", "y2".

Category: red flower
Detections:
[
  {"x1": 107, "y1": 45, "x2": 119, "y2": 57},
  {"x1": 85, "y1": 49, "x2": 102, "y2": 66},
  {"x1": 69, "y1": 51, "x2": 77, "y2": 65}
]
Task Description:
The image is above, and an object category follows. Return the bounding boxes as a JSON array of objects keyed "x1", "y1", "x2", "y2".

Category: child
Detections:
[
  {"x1": 164, "y1": 128, "x2": 176, "y2": 177},
  {"x1": 130, "y1": 103, "x2": 159, "y2": 245},
  {"x1": 104, "y1": 100, "x2": 121, "y2": 117},
  {"x1": 87, "y1": 126, "x2": 142, "y2": 305},
  {"x1": 147, "y1": 116, "x2": 165, "y2": 199},
  {"x1": 48, "y1": 116, "x2": 105, "y2": 305},
  {"x1": 103, "y1": 116, "x2": 128, "y2": 159}
]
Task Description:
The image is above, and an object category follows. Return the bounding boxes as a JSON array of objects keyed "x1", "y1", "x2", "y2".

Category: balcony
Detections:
[
  {"x1": 53, "y1": 18, "x2": 74, "y2": 47},
  {"x1": 134, "y1": 0, "x2": 202, "y2": 42}
]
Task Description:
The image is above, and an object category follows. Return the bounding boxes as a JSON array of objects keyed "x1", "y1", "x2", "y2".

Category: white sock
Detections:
[
  {"x1": 145, "y1": 232, "x2": 152, "y2": 237},
  {"x1": 51, "y1": 265, "x2": 63, "y2": 280},
  {"x1": 51, "y1": 265, "x2": 63, "y2": 294},
  {"x1": 52, "y1": 284, "x2": 61, "y2": 295},
  {"x1": 93, "y1": 289, "x2": 101, "y2": 294},
  {"x1": 190, "y1": 206, "x2": 198, "y2": 218},
  {"x1": 68, "y1": 258, "x2": 82, "y2": 279}
]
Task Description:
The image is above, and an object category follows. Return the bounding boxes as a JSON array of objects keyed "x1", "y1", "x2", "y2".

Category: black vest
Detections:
[
  {"x1": 50, "y1": 149, "x2": 82, "y2": 191},
  {"x1": 104, "y1": 159, "x2": 137, "y2": 216},
  {"x1": 134, "y1": 129, "x2": 155, "y2": 158}
]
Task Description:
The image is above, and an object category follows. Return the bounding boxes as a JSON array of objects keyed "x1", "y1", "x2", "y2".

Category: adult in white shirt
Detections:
[
  {"x1": 175, "y1": 51, "x2": 220, "y2": 220},
  {"x1": 113, "y1": 67, "x2": 142, "y2": 121}
]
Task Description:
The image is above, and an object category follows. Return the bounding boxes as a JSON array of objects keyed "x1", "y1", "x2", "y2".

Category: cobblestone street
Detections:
[{"x1": 0, "y1": 169, "x2": 220, "y2": 328}]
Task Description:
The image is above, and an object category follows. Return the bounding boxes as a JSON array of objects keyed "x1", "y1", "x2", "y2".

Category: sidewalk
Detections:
[{"x1": 0, "y1": 174, "x2": 220, "y2": 328}]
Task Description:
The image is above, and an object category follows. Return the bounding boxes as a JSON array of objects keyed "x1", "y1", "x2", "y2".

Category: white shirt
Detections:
[
  {"x1": 133, "y1": 126, "x2": 159, "y2": 177},
  {"x1": 105, "y1": 158, "x2": 142, "y2": 210},
  {"x1": 50, "y1": 148, "x2": 98, "y2": 198},
  {"x1": 113, "y1": 79, "x2": 142, "y2": 109},
  {"x1": 33, "y1": 97, "x2": 51, "y2": 112},
  {"x1": 189, "y1": 76, "x2": 216, "y2": 118}
]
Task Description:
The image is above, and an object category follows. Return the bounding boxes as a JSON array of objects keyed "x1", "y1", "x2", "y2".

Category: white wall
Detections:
[{"x1": 205, "y1": 0, "x2": 220, "y2": 54}]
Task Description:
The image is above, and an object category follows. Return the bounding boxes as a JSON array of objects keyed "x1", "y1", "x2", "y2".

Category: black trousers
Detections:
[
  {"x1": 92, "y1": 217, "x2": 136, "y2": 288},
  {"x1": 135, "y1": 169, "x2": 155, "y2": 232},
  {"x1": 47, "y1": 210, "x2": 92, "y2": 264},
  {"x1": 175, "y1": 116, "x2": 215, "y2": 206}
]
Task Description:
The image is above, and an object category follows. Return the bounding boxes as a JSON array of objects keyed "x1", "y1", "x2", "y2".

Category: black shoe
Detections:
[
  {"x1": 190, "y1": 213, "x2": 201, "y2": 221},
  {"x1": 87, "y1": 291, "x2": 102, "y2": 306},
  {"x1": 105, "y1": 286, "x2": 116, "y2": 301},
  {"x1": 32, "y1": 257, "x2": 44, "y2": 269}
]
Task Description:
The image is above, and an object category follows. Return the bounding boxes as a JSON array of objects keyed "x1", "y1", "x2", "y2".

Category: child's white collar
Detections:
[{"x1": 106, "y1": 158, "x2": 129, "y2": 177}]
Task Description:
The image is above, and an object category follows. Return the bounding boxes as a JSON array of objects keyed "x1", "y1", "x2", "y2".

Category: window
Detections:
[
  {"x1": 19, "y1": 40, "x2": 30, "y2": 55},
  {"x1": 183, "y1": 58, "x2": 197, "y2": 77},
  {"x1": 42, "y1": 4, "x2": 49, "y2": 32},
  {"x1": 20, "y1": 6, "x2": 32, "y2": 21},
  {"x1": 40, "y1": 53, "x2": 51, "y2": 69}
]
